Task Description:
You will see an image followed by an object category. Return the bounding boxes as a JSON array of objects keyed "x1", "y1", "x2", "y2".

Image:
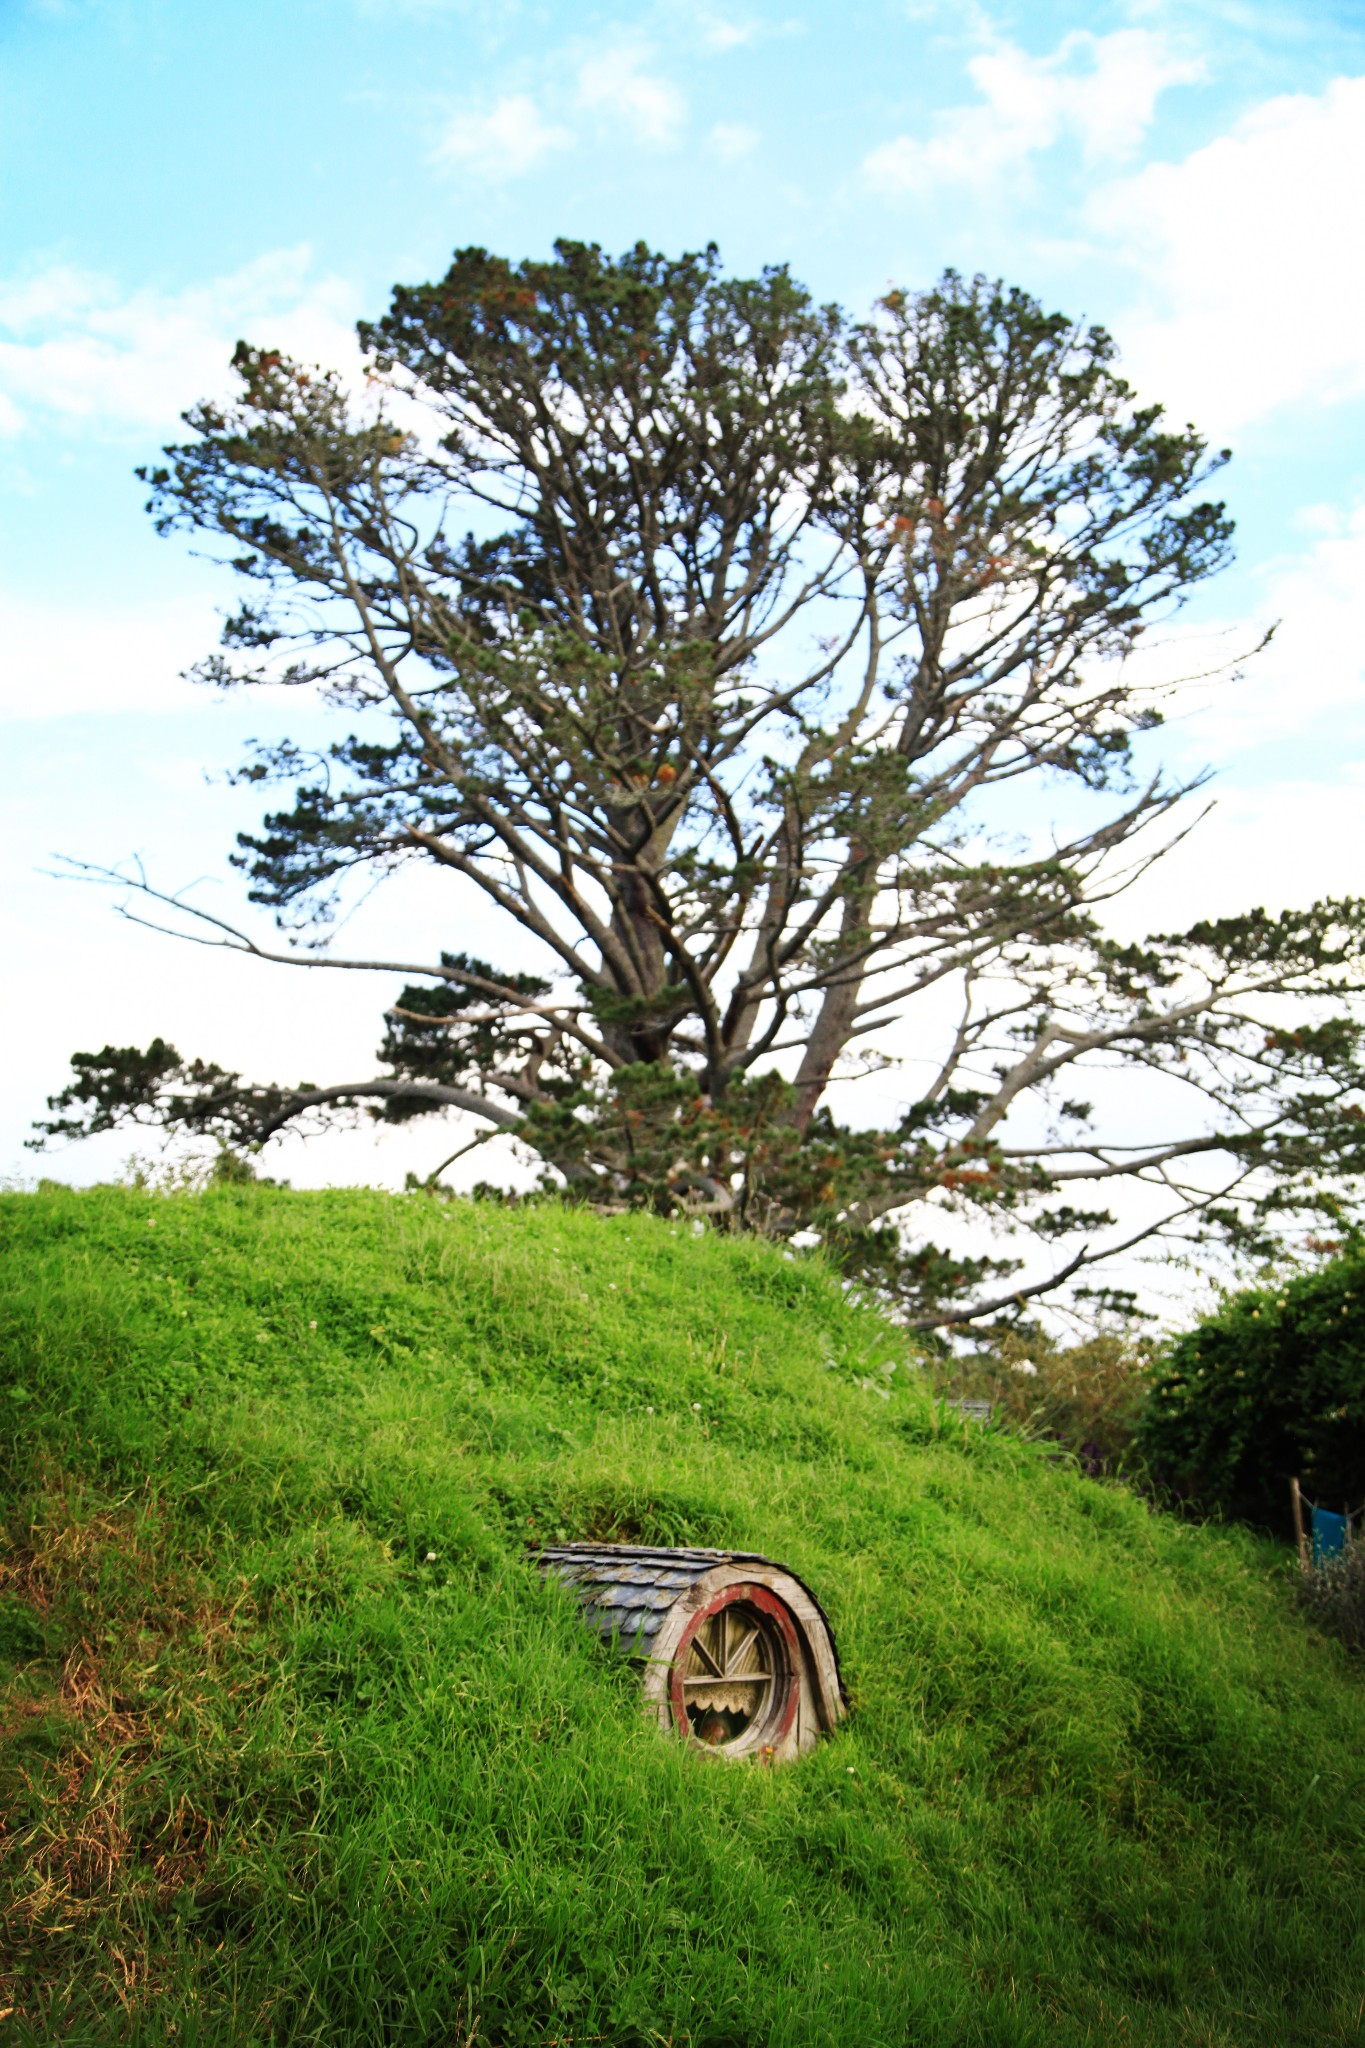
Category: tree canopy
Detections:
[{"x1": 38, "y1": 241, "x2": 1365, "y2": 1323}]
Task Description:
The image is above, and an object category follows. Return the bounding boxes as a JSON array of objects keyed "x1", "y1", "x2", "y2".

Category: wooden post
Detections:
[{"x1": 1290, "y1": 1476, "x2": 1311, "y2": 1577}]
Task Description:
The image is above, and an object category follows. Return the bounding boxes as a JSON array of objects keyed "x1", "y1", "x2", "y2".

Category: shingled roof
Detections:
[{"x1": 533, "y1": 1542, "x2": 844, "y2": 1689}]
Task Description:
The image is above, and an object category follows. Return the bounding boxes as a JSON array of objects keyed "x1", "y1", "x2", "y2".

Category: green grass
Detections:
[{"x1": 1, "y1": 1184, "x2": 1362, "y2": 2047}]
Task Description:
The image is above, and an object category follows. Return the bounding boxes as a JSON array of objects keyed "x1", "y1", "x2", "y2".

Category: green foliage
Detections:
[
  {"x1": 37, "y1": 1038, "x2": 302, "y2": 1151},
  {"x1": 1, "y1": 1184, "x2": 1363, "y2": 2044},
  {"x1": 376, "y1": 953, "x2": 553, "y2": 1120},
  {"x1": 1139, "y1": 1249, "x2": 1365, "y2": 1533},
  {"x1": 937, "y1": 1329, "x2": 1157, "y2": 1476},
  {"x1": 125, "y1": 1143, "x2": 267, "y2": 1191},
  {"x1": 521, "y1": 1064, "x2": 1019, "y2": 1298}
]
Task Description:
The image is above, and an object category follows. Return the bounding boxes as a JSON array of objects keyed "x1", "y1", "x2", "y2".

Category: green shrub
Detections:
[
  {"x1": 936, "y1": 1329, "x2": 1155, "y2": 1475},
  {"x1": 1138, "y1": 1251, "x2": 1365, "y2": 1535}
]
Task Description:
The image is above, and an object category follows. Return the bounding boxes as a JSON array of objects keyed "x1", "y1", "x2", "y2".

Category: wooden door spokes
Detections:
[{"x1": 683, "y1": 1600, "x2": 777, "y2": 1746}]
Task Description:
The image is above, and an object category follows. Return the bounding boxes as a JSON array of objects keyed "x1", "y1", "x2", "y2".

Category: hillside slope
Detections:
[{"x1": 1, "y1": 1186, "x2": 1362, "y2": 2047}]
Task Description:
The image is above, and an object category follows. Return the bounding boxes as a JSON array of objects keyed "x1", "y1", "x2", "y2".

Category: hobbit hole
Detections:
[{"x1": 535, "y1": 1543, "x2": 845, "y2": 1762}]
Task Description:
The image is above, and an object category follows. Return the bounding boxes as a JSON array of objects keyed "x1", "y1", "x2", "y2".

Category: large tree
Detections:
[{"x1": 38, "y1": 243, "x2": 1365, "y2": 1323}]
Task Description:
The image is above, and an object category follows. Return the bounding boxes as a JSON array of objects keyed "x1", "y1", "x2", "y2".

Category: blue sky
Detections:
[{"x1": 4, "y1": 0, "x2": 1365, "y2": 1262}]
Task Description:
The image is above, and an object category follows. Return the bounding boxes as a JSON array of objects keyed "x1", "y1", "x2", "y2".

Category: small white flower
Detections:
[
  {"x1": 692, "y1": 1402, "x2": 702, "y2": 1411},
  {"x1": 646, "y1": 1405, "x2": 654, "y2": 1414},
  {"x1": 425, "y1": 1551, "x2": 437, "y2": 1562},
  {"x1": 308, "y1": 1319, "x2": 317, "y2": 1329}
]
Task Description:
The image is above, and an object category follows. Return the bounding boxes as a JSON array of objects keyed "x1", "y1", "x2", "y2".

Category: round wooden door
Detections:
[{"x1": 667, "y1": 1583, "x2": 802, "y2": 1758}]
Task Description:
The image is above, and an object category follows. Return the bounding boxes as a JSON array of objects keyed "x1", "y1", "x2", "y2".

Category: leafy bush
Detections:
[
  {"x1": 936, "y1": 1329, "x2": 1155, "y2": 1475},
  {"x1": 120, "y1": 1142, "x2": 275, "y2": 1191},
  {"x1": 1300, "y1": 1540, "x2": 1365, "y2": 1656},
  {"x1": 1138, "y1": 1251, "x2": 1365, "y2": 1535}
]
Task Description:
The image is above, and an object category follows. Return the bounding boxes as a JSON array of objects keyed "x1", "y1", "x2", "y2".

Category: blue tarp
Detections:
[{"x1": 1311, "y1": 1506, "x2": 1348, "y2": 1568}]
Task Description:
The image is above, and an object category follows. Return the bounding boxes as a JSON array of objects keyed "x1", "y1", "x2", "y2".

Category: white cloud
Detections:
[
  {"x1": 0, "y1": 248, "x2": 358, "y2": 438},
  {"x1": 1183, "y1": 500, "x2": 1365, "y2": 757},
  {"x1": 1088, "y1": 74, "x2": 1365, "y2": 435},
  {"x1": 1107, "y1": 769, "x2": 1365, "y2": 949},
  {"x1": 701, "y1": 16, "x2": 758, "y2": 50},
  {"x1": 578, "y1": 48, "x2": 685, "y2": 146},
  {"x1": 0, "y1": 586, "x2": 290, "y2": 722},
  {"x1": 1092, "y1": 487, "x2": 1365, "y2": 781},
  {"x1": 1050, "y1": 489, "x2": 1365, "y2": 958},
  {"x1": 864, "y1": 27, "x2": 1202, "y2": 194},
  {"x1": 708, "y1": 120, "x2": 758, "y2": 160},
  {"x1": 432, "y1": 92, "x2": 572, "y2": 178}
]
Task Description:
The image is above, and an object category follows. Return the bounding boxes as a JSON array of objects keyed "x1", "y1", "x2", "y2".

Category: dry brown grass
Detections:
[{"x1": 0, "y1": 1472, "x2": 253, "y2": 2020}]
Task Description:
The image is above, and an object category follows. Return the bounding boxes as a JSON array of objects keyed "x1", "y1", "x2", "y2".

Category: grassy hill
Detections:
[{"x1": 1, "y1": 1184, "x2": 1362, "y2": 2047}]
